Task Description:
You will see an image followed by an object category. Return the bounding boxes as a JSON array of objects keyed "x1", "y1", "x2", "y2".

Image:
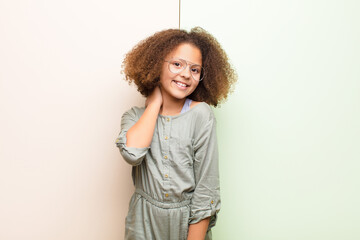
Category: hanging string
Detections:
[{"x1": 179, "y1": 0, "x2": 181, "y2": 29}]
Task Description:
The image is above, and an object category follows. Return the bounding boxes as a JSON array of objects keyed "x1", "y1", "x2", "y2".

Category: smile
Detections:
[{"x1": 173, "y1": 80, "x2": 189, "y2": 89}]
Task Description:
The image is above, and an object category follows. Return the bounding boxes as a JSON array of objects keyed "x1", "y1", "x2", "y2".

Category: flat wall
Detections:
[
  {"x1": 181, "y1": 0, "x2": 360, "y2": 239},
  {"x1": 0, "y1": 1, "x2": 178, "y2": 239}
]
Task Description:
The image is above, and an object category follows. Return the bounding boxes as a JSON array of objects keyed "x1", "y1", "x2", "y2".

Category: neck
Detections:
[{"x1": 160, "y1": 91, "x2": 186, "y2": 116}]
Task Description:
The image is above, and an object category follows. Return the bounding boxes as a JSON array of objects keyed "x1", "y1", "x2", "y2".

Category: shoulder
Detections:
[
  {"x1": 189, "y1": 101, "x2": 216, "y2": 123},
  {"x1": 122, "y1": 105, "x2": 146, "y2": 121}
]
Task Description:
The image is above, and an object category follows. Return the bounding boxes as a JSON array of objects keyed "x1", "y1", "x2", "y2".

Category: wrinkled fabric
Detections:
[{"x1": 116, "y1": 102, "x2": 220, "y2": 240}]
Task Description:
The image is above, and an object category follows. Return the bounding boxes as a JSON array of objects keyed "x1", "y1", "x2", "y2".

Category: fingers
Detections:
[{"x1": 146, "y1": 86, "x2": 163, "y2": 108}]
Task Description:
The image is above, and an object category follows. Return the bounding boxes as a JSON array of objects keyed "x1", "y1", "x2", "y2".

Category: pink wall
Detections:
[{"x1": 0, "y1": 1, "x2": 178, "y2": 239}]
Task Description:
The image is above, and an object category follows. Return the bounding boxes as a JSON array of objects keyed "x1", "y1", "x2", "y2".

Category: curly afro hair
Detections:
[{"x1": 121, "y1": 27, "x2": 237, "y2": 107}]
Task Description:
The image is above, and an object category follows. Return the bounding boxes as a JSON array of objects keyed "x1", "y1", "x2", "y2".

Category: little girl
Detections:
[{"x1": 116, "y1": 27, "x2": 237, "y2": 240}]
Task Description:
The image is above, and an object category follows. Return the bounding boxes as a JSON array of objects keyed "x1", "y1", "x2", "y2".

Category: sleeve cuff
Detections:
[
  {"x1": 115, "y1": 131, "x2": 149, "y2": 166},
  {"x1": 189, "y1": 202, "x2": 220, "y2": 229}
]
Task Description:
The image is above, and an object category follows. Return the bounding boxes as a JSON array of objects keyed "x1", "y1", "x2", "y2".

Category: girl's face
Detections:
[{"x1": 159, "y1": 43, "x2": 202, "y2": 101}]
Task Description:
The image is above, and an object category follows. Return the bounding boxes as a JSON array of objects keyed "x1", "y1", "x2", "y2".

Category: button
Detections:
[
  {"x1": 165, "y1": 174, "x2": 168, "y2": 178},
  {"x1": 211, "y1": 200, "x2": 214, "y2": 204},
  {"x1": 165, "y1": 193, "x2": 169, "y2": 197},
  {"x1": 164, "y1": 155, "x2": 168, "y2": 159},
  {"x1": 166, "y1": 117, "x2": 170, "y2": 122},
  {"x1": 164, "y1": 136, "x2": 168, "y2": 140}
]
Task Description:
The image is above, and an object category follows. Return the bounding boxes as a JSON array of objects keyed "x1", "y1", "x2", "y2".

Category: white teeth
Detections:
[{"x1": 175, "y1": 81, "x2": 187, "y2": 87}]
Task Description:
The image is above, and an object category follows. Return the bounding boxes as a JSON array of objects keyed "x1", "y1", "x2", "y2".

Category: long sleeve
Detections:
[
  {"x1": 189, "y1": 111, "x2": 221, "y2": 229},
  {"x1": 115, "y1": 107, "x2": 150, "y2": 166}
]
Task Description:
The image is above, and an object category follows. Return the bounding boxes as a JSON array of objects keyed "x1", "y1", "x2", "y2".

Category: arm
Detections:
[
  {"x1": 188, "y1": 110, "x2": 221, "y2": 238},
  {"x1": 126, "y1": 86, "x2": 162, "y2": 148},
  {"x1": 115, "y1": 87, "x2": 162, "y2": 165},
  {"x1": 187, "y1": 217, "x2": 210, "y2": 240}
]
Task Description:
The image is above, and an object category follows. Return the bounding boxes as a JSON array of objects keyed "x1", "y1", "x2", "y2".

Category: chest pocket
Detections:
[{"x1": 174, "y1": 137, "x2": 194, "y2": 168}]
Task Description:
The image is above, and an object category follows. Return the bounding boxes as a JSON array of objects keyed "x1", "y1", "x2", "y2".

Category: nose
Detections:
[{"x1": 180, "y1": 64, "x2": 191, "y2": 79}]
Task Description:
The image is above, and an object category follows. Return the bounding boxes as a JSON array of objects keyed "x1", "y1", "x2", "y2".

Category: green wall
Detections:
[{"x1": 181, "y1": 1, "x2": 360, "y2": 239}]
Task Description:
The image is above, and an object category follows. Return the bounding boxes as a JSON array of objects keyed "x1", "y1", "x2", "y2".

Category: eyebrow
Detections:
[{"x1": 173, "y1": 57, "x2": 202, "y2": 66}]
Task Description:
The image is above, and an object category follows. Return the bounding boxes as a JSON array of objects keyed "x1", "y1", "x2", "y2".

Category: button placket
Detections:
[{"x1": 162, "y1": 117, "x2": 171, "y2": 199}]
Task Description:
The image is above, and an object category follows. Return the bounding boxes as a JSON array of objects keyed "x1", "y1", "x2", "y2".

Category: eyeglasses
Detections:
[{"x1": 165, "y1": 58, "x2": 205, "y2": 81}]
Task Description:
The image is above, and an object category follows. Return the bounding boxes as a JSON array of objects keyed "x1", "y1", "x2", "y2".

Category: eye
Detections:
[
  {"x1": 191, "y1": 66, "x2": 201, "y2": 74},
  {"x1": 171, "y1": 60, "x2": 183, "y2": 68}
]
